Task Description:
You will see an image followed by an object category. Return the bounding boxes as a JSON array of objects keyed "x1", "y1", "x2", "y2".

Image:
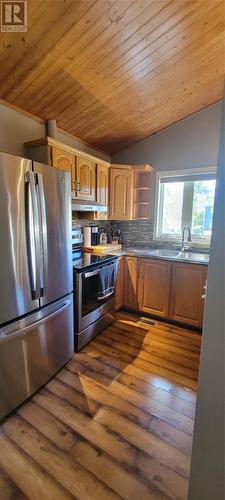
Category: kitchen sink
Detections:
[
  {"x1": 149, "y1": 249, "x2": 209, "y2": 262},
  {"x1": 122, "y1": 247, "x2": 209, "y2": 263},
  {"x1": 149, "y1": 249, "x2": 180, "y2": 258},
  {"x1": 177, "y1": 252, "x2": 209, "y2": 262}
]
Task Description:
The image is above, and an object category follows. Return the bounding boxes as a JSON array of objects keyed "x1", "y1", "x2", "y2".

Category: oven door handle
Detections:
[
  {"x1": 84, "y1": 262, "x2": 117, "y2": 279},
  {"x1": 84, "y1": 269, "x2": 99, "y2": 278}
]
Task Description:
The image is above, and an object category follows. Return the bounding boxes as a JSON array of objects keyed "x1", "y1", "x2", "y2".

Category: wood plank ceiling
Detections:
[{"x1": 0, "y1": 0, "x2": 225, "y2": 154}]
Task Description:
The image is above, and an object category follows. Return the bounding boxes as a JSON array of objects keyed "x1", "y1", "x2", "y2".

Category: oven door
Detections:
[{"x1": 76, "y1": 261, "x2": 117, "y2": 332}]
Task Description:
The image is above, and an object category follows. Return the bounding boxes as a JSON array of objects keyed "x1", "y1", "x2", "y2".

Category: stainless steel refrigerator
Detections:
[{"x1": 0, "y1": 152, "x2": 74, "y2": 420}]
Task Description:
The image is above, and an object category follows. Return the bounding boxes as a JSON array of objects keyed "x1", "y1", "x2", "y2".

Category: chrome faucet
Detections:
[{"x1": 181, "y1": 226, "x2": 192, "y2": 251}]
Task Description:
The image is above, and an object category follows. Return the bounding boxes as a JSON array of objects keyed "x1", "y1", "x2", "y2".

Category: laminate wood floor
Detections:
[{"x1": 0, "y1": 311, "x2": 201, "y2": 500}]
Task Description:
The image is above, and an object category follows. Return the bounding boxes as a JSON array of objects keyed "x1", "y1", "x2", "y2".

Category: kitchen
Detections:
[{"x1": 0, "y1": 1, "x2": 224, "y2": 499}]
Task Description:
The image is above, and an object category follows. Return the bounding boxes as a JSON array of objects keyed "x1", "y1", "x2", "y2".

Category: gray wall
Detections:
[
  {"x1": 111, "y1": 102, "x2": 222, "y2": 247},
  {"x1": 188, "y1": 92, "x2": 224, "y2": 499},
  {"x1": 0, "y1": 103, "x2": 45, "y2": 158},
  {"x1": 0, "y1": 102, "x2": 110, "y2": 162},
  {"x1": 112, "y1": 102, "x2": 222, "y2": 171}
]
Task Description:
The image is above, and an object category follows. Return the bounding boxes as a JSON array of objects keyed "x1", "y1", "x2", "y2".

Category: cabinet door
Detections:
[
  {"x1": 115, "y1": 257, "x2": 124, "y2": 311},
  {"x1": 96, "y1": 164, "x2": 109, "y2": 220},
  {"x1": 169, "y1": 263, "x2": 207, "y2": 328},
  {"x1": 138, "y1": 259, "x2": 171, "y2": 318},
  {"x1": 123, "y1": 257, "x2": 138, "y2": 309},
  {"x1": 51, "y1": 146, "x2": 76, "y2": 194},
  {"x1": 110, "y1": 168, "x2": 132, "y2": 220},
  {"x1": 76, "y1": 156, "x2": 96, "y2": 201}
]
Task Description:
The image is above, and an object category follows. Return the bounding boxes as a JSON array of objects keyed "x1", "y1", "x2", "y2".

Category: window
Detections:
[{"x1": 155, "y1": 168, "x2": 216, "y2": 244}]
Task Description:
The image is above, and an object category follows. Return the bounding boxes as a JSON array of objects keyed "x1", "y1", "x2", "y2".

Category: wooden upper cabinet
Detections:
[
  {"x1": 51, "y1": 146, "x2": 76, "y2": 194},
  {"x1": 97, "y1": 164, "x2": 109, "y2": 207},
  {"x1": 25, "y1": 138, "x2": 111, "y2": 202},
  {"x1": 169, "y1": 262, "x2": 207, "y2": 328},
  {"x1": 123, "y1": 257, "x2": 138, "y2": 310},
  {"x1": 51, "y1": 147, "x2": 73, "y2": 172},
  {"x1": 95, "y1": 164, "x2": 109, "y2": 220},
  {"x1": 109, "y1": 164, "x2": 154, "y2": 221},
  {"x1": 115, "y1": 256, "x2": 124, "y2": 311},
  {"x1": 52, "y1": 150, "x2": 98, "y2": 201},
  {"x1": 138, "y1": 259, "x2": 171, "y2": 318},
  {"x1": 133, "y1": 168, "x2": 154, "y2": 220},
  {"x1": 76, "y1": 155, "x2": 96, "y2": 201},
  {"x1": 110, "y1": 167, "x2": 133, "y2": 220}
]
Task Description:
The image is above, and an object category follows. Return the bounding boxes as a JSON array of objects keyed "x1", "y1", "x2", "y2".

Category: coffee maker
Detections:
[{"x1": 91, "y1": 226, "x2": 99, "y2": 245}]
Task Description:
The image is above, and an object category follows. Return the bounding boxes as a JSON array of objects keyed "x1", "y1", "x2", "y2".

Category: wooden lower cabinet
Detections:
[
  {"x1": 115, "y1": 256, "x2": 207, "y2": 328},
  {"x1": 169, "y1": 262, "x2": 207, "y2": 328},
  {"x1": 138, "y1": 259, "x2": 171, "y2": 318},
  {"x1": 115, "y1": 257, "x2": 124, "y2": 311},
  {"x1": 122, "y1": 257, "x2": 138, "y2": 310}
]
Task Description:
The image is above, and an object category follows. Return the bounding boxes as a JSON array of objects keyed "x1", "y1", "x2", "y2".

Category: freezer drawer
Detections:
[{"x1": 0, "y1": 294, "x2": 73, "y2": 420}]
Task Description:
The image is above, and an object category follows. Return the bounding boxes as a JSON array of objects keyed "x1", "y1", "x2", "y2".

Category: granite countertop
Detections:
[{"x1": 109, "y1": 246, "x2": 209, "y2": 265}]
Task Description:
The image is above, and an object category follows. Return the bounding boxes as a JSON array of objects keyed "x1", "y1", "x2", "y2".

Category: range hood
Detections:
[{"x1": 72, "y1": 200, "x2": 107, "y2": 212}]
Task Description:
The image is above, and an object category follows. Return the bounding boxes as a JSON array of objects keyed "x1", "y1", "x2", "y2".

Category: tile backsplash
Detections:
[
  {"x1": 110, "y1": 220, "x2": 154, "y2": 246},
  {"x1": 72, "y1": 214, "x2": 209, "y2": 252},
  {"x1": 110, "y1": 220, "x2": 209, "y2": 251},
  {"x1": 72, "y1": 213, "x2": 154, "y2": 244}
]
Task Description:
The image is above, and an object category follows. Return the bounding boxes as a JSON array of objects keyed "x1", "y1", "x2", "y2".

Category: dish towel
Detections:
[{"x1": 97, "y1": 264, "x2": 116, "y2": 300}]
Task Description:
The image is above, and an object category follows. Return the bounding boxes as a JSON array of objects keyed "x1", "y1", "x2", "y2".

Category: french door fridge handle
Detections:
[
  {"x1": 25, "y1": 171, "x2": 41, "y2": 300},
  {"x1": 36, "y1": 172, "x2": 48, "y2": 296}
]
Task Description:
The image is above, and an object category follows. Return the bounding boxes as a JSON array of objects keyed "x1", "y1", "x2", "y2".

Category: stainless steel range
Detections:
[{"x1": 72, "y1": 226, "x2": 118, "y2": 351}]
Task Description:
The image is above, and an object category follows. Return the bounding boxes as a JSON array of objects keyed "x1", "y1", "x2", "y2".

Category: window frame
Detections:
[{"x1": 154, "y1": 166, "x2": 217, "y2": 246}]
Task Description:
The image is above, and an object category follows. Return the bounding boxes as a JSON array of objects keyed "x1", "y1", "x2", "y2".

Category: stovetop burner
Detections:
[{"x1": 72, "y1": 248, "x2": 117, "y2": 272}]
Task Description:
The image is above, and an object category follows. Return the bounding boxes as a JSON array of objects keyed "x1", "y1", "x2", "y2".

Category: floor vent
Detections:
[{"x1": 137, "y1": 317, "x2": 157, "y2": 327}]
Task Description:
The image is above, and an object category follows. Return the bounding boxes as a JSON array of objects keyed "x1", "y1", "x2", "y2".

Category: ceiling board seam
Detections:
[
  {"x1": 61, "y1": 25, "x2": 225, "y2": 130},
  {"x1": 35, "y1": 0, "x2": 172, "y2": 118},
  {"x1": 71, "y1": 67, "x2": 224, "y2": 138},
  {"x1": 68, "y1": 72, "x2": 224, "y2": 141},
  {"x1": 2, "y1": 0, "x2": 98, "y2": 101},
  {"x1": 6, "y1": 0, "x2": 121, "y2": 105},
  {"x1": 50, "y1": 2, "x2": 222, "y2": 126},
  {"x1": 16, "y1": 0, "x2": 140, "y2": 115},
  {"x1": 0, "y1": 0, "x2": 72, "y2": 90},
  {"x1": 110, "y1": 98, "x2": 223, "y2": 155}
]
